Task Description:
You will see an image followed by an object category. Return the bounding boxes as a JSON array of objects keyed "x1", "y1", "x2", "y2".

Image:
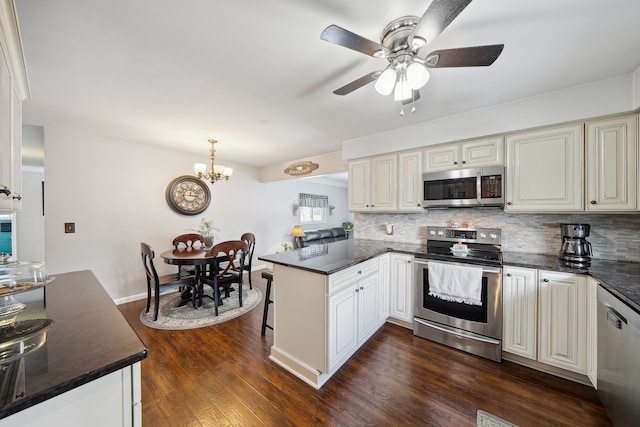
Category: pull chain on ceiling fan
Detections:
[{"x1": 320, "y1": 0, "x2": 504, "y2": 115}]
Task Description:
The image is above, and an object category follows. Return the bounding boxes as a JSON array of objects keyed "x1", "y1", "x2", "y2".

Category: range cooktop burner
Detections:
[{"x1": 425, "y1": 226, "x2": 503, "y2": 266}]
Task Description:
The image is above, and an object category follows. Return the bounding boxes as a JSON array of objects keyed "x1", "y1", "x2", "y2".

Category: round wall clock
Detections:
[{"x1": 165, "y1": 176, "x2": 211, "y2": 215}]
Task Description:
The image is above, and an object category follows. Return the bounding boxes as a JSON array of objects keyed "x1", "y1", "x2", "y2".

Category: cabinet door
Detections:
[
  {"x1": 460, "y1": 136, "x2": 504, "y2": 167},
  {"x1": 377, "y1": 253, "x2": 390, "y2": 325},
  {"x1": 358, "y1": 273, "x2": 379, "y2": 344},
  {"x1": 505, "y1": 124, "x2": 584, "y2": 212},
  {"x1": 0, "y1": 54, "x2": 12, "y2": 210},
  {"x1": 398, "y1": 151, "x2": 422, "y2": 211},
  {"x1": 423, "y1": 144, "x2": 459, "y2": 171},
  {"x1": 10, "y1": 88, "x2": 21, "y2": 210},
  {"x1": 586, "y1": 277, "x2": 598, "y2": 388},
  {"x1": 389, "y1": 253, "x2": 413, "y2": 323},
  {"x1": 328, "y1": 283, "x2": 358, "y2": 371},
  {"x1": 585, "y1": 115, "x2": 637, "y2": 211},
  {"x1": 370, "y1": 154, "x2": 397, "y2": 210},
  {"x1": 502, "y1": 266, "x2": 538, "y2": 360},
  {"x1": 538, "y1": 270, "x2": 587, "y2": 374},
  {"x1": 348, "y1": 159, "x2": 370, "y2": 211}
]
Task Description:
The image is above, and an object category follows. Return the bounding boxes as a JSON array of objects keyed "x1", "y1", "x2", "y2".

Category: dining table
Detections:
[{"x1": 160, "y1": 247, "x2": 226, "y2": 307}]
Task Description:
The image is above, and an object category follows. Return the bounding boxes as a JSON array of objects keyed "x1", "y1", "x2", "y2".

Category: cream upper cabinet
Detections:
[
  {"x1": 0, "y1": 8, "x2": 29, "y2": 212},
  {"x1": 348, "y1": 154, "x2": 397, "y2": 211},
  {"x1": 538, "y1": 270, "x2": 587, "y2": 375},
  {"x1": 398, "y1": 150, "x2": 422, "y2": 211},
  {"x1": 585, "y1": 115, "x2": 637, "y2": 212},
  {"x1": 423, "y1": 136, "x2": 503, "y2": 172},
  {"x1": 502, "y1": 266, "x2": 538, "y2": 360},
  {"x1": 505, "y1": 123, "x2": 584, "y2": 212}
]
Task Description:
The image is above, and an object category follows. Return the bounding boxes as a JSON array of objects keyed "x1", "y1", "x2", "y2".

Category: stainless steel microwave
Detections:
[{"x1": 422, "y1": 166, "x2": 504, "y2": 208}]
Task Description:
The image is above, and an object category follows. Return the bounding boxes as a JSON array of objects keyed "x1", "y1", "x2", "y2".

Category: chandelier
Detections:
[
  {"x1": 194, "y1": 139, "x2": 233, "y2": 184},
  {"x1": 374, "y1": 53, "x2": 430, "y2": 115}
]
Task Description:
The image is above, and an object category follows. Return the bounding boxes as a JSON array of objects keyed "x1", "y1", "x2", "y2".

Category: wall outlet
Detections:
[{"x1": 65, "y1": 222, "x2": 75, "y2": 233}]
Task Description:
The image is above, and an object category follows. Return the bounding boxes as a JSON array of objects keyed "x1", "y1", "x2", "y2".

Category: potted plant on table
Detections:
[{"x1": 191, "y1": 218, "x2": 219, "y2": 249}]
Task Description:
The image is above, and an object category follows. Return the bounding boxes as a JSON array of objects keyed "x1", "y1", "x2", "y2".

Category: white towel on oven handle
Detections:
[{"x1": 427, "y1": 261, "x2": 483, "y2": 306}]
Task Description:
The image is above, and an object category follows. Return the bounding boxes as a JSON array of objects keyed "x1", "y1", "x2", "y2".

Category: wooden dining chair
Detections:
[
  {"x1": 240, "y1": 232, "x2": 256, "y2": 289},
  {"x1": 172, "y1": 233, "x2": 204, "y2": 278},
  {"x1": 198, "y1": 240, "x2": 249, "y2": 316},
  {"x1": 141, "y1": 242, "x2": 197, "y2": 321}
]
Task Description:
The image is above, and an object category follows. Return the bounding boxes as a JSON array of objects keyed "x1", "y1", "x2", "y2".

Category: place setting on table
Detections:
[{"x1": 139, "y1": 222, "x2": 261, "y2": 330}]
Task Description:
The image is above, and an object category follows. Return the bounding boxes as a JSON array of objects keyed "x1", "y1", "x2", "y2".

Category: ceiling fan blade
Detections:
[
  {"x1": 409, "y1": 0, "x2": 473, "y2": 46},
  {"x1": 321, "y1": 25, "x2": 387, "y2": 57},
  {"x1": 401, "y1": 90, "x2": 421, "y2": 105},
  {"x1": 424, "y1": 44, "x2": 504, "y2": 68},
  {"x1": 333, "y1": 71, "x2": 381, "y2": 95}
]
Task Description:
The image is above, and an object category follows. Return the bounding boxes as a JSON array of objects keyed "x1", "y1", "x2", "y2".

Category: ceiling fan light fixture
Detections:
[
  {"x1": 406, "y1": 62, "x2": 430, "y2": 90},
  {"x1": 374, "y1": 67, "x2": 397, "y2": 95},
  {"x1": 393, "y1": 73, "x2": 412, "y2": 101}
]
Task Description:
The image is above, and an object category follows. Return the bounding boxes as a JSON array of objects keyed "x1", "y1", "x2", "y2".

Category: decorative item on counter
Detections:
[
  {"x1": 383, "y1": 222, "x2": 394, "y2": 235},
  {"x1": 449, "y1": 219, "x2": 460, "y2": 228},
  {"x1": 189, "y1": 218, "x2": 219, "y2": 249},
  {"x1": 451, "y1": 243, "x2": 469, "y2": 257},
  {"x1": 342, "y1": 221, "x2": 353, "y2": 238},
  {"x1": 281, "y1": 242, "x2": 294, "y2": 251}
]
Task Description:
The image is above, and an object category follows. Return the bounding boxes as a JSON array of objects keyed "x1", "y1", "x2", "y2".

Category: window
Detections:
[{"x1": 298, "y1": 193, "x2": 329, "y2": 225}]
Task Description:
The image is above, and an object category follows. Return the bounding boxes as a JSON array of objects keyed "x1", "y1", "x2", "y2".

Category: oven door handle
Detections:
[
  {"x1": 414, "y1": 318, "x2": 501, "y2": 345},
  {"x1": 414, "y1": 258, "x2": 501, "y2": 275}
]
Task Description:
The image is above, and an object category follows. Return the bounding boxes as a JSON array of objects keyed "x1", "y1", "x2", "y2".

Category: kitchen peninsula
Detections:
[
  {"x1": 0, "y1": 270, "x2": 147, "y2": 426},
  {"x1": 259, "y1": 239, "x2": 640, "y2": 389}
]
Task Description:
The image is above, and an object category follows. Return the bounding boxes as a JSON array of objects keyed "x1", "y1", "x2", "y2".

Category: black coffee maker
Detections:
[{"x1": 559, "y1": 223, "x2": 592, "y2": 267}]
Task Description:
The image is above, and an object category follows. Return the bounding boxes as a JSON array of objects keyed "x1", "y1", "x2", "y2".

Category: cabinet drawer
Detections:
[{"x1": 328, "y1": 258, "x2": 378, "y2": 295}]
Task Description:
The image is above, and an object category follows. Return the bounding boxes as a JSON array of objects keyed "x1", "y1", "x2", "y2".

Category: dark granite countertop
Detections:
[
  {"x1": 259, "y1": 239, "x2": 640, "y2": 315},
  {"x1": 0, "y1": 270, "x2": 148, "y2": 419}
]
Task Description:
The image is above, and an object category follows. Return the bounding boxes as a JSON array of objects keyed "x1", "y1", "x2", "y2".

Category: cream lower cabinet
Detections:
[
  {"x1": 505, "y1": 124, "x2": 584, "y2": 212},
  {"x1": 270, "y1": 257, "x2": 383, "y2": 389},
  {"x1": 585, "y1": 115, "x2": 637, "y2": 212},
  {"x1": 538, "y1": 270, "x2": 587, "y2": 374},
  {"x1": 328, "y1": 271, "x2": 379, "y2": 371},
  {"x1": 502, "y1": 266, "x2": 538, "y2": 359},
  {"x1": 389, "y1": 253, "x2": 413, "y2": 324},
  {"x1": 586, "y1": 276, "x2": 598, "y2": 388}
]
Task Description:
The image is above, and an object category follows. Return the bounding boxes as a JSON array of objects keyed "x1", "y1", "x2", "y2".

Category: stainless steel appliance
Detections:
[
  {"x1": 559, "y1": 223, "x2": 592, "y2": 267},
  {"x1": 597, "y1": 286, "x2": 640, "y2": 427},
  {"x1": 422, "y1": 166, "x2": 504, "y2": 208},
  {"x1": 414, "y1": 226, "x2": 503, "y2": 362}
]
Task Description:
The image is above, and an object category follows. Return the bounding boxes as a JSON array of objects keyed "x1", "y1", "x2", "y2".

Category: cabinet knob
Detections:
[
  {"x1": 590, "y1": 200, "x2": 597, "y2": 205},
  {"x1": 407, "y1": 260, "x2": 411, "y2": 264},
  {"x1": 12, "y1": 193, "x2": 21, "y2": 201},
  {"x1": 0, "y1": 186, "x2": 10, "y2": 197},
  {"x1": 462, "y1": 160, "x2": 466, "y2": 164},
  {"x1": 506, "y1": 273, "x2": 512, "y2": 277},
  {"x1": 355, "y1": 288, "x2": 359, "y2": 293},
  {"x1": 453, "y1": 161, "x2": 458, "y2": 165},
  {"x1": 543, "y1": 278, "x2": 549, "y2": 282},
  {"x1": 360, "y1": 286, "x2": 364, "y2": 290},
  {"x1": 357, "y1": 270, "x2": 362, "y2": 274},
  {"x1": 507, "y1": 202, "x2": 512, "y2": 205}
]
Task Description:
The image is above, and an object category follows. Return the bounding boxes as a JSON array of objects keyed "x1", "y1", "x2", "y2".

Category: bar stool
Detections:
[{"x1": 261, "y1": 270, "x2": 274, "y2": 335}]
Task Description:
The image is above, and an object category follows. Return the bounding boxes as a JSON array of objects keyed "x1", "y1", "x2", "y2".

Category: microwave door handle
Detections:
[{"x1": 476, "y1": 171, "x2": 482, "y2": 205}]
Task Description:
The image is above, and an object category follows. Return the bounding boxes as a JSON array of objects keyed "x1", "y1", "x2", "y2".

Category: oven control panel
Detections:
[{"x1": 427, "y1": 226, "x2": 501, "y2": 244}]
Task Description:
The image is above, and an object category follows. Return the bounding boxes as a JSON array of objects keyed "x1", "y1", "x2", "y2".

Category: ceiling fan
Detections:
[{"x1": 320, "y1": 0, "x2": 504, "y2": 114}]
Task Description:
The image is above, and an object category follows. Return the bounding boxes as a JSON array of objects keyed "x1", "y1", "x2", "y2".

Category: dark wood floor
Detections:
[{"x1": 118, "y1": 271, "x2": 612, "y2": 427}]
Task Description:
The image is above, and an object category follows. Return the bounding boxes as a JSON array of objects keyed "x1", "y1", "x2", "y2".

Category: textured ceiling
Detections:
[{"x1": 15, "y1": 0, "x2": 640, "y2": 167}]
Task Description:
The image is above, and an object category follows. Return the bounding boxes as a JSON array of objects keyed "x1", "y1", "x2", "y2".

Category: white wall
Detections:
[
  {"x1": 43, "y1": 127, "x2": 349, "y2": 301},
  {"x1": 342, "y1": 76, "x2": 635, "y2": 160}
]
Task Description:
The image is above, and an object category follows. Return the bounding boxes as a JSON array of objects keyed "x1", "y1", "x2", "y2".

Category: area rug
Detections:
[
  {"x1": 477, "y1": 410, "x2": 519, "y2": 427},
  {"x1": 140, "y1": 287, "x2": 262, "y2": 330}
]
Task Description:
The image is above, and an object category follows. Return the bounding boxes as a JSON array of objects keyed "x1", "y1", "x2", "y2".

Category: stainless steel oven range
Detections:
[{"x1": 414, "y1": 226, "x2": 503, "y2": 362}]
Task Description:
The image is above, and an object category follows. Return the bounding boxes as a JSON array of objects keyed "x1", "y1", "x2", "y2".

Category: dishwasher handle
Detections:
[{"x1": 606, "y1": 305, "x2": 627, "y2": 329}]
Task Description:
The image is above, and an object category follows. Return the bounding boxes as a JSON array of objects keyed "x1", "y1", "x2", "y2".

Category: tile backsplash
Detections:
[{"x1": 354, "y1": 209, "x2": 640, "y2": 262}]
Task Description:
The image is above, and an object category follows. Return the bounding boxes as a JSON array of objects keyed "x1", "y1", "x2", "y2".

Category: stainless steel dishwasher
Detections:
[{"x1": 597, "y1": 286, "x2": 640, "y2": 427}]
